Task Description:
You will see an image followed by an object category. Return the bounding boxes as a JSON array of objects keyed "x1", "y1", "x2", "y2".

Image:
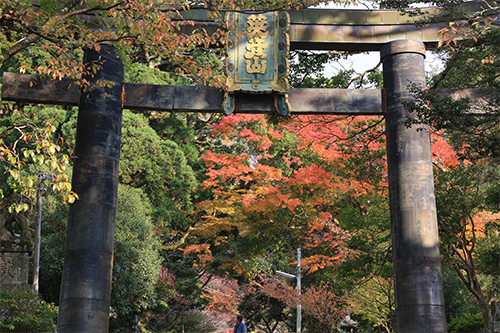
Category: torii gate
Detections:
[{"x1": 2, "y1": 4, "x2": 491, "y2": 332}]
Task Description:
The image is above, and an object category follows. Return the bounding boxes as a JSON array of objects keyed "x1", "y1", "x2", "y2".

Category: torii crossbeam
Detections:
[
  {"x1": 3, "y1": 72, "x2": 486, "y2": 115},
  {"x1": 2, "y1": 4, "x2": 496, "y2": 332}
]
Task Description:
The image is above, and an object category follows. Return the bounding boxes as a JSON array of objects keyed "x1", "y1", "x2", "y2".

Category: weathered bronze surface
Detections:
[
  {"x1": 382, "y1": 39, "x2": 447, "y2": 333},
  {"x1": 3, "y1": 72, "x2": 494, "y2": 115},
  {"x1": 57, "y1": 45, "x2": 124, "y2": 333},
  {"x1": 175, "y1": 2, "x2": 494, "y2": 50}
]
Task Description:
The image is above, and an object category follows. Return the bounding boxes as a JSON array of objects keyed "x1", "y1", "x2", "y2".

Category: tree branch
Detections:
[
  {"x1": 0, "y1": 4, "x2": 124, "y2": 66},
  {"x1": 161, "y1": 226, "x2": 195, "y2": 251}
]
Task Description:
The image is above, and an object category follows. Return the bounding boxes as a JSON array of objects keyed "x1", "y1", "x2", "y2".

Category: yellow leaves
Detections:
[
  {"x1": 67, "y1": 192, "x2": 78, "y2": 204},
  {"x1": 47, "y1": 125, "x2": 56, "y2": 134},
  {"x1": 9, "y1": 169, "x2": 20, "y2": 180},
  {"x1": 1, "y1": 114, "x2": 77, "y2": 208},
  {"x1": 9, "y1": 203, "x2": 30, "y2": 214},
  {"x1": 346, "y1": 276, "x2": 393, "y2": 327}
]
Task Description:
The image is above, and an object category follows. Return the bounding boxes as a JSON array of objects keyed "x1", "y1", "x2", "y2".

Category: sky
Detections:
[
  {"x1": 316, "y1": 2, "x2": 446, "y2": 86},
  {"x1": 327, "y1": 52, "x2": 445, "y2": 82}
]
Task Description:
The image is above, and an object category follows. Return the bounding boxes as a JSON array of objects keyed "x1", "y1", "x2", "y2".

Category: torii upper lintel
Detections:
[{"x1": 175, "y1": 1, "x2": 497, "y2": 51}]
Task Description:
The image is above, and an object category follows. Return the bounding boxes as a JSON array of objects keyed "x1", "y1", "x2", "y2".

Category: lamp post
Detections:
[
  {"x1": 33, "y1": 171, "x2": 53, "y2": 293},
  {"x1": 276, "y1": 247, "x2": 302, "y2": 333}
]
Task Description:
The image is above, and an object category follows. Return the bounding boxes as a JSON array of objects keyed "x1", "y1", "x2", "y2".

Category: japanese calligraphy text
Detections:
[{"x1": 244, "y1": 14, "x2": 268, "y2": 74}]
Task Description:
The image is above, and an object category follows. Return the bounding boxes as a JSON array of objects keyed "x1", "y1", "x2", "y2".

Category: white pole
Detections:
[
  {"x1": 275, "y1": 248, "x2": 302, "y2": 333},
  {"x1": 33, "y1": 181, "x2": 42, "y2": 293},
  {"x1": 297, "y1": 247, "x2": 301, "y2": 333},
  {"x1": 33, "y1": 172, "x2": 52, "y2": 293}
]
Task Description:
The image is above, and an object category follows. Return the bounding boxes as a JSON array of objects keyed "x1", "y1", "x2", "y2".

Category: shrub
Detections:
[
  {"x1": 0, "y1": 288, "x2": 58, "y2": 332},
  {"x1": 447, "y1": 313, "x2": 483, "y2": 333}
]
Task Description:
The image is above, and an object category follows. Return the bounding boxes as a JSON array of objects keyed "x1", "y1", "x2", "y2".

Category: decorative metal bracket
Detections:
[{"x1": 223, "y1": 11, "x2": 290, "y2": 116}]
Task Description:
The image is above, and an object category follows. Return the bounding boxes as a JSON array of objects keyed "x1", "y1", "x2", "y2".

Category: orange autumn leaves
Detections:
[
  {"x1": 193, "y1": 114, "x2": 379, "y2": 271},
  {"x1": 190, "y1": 114, "x2": 461, "y2": 273}
]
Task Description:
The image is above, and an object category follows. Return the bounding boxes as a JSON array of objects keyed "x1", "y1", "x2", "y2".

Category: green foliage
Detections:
[
  {"x1": 331, "y1": 120, "x2": 391, "y2": 290},
  {"x1": 432, "y1": 163, "x2": 499, "y2": 330},
  {"x1": 58, "y1": 107, "x2": 199, "y2": 232},
  {"x1": 0, "y1": 31, "x2": 34, "y2": 75},
  {"x1": 140, "y1": 309, "x2": 216, "y2": 333},
  {"x1": 16, "y1": 63, "x2": 205, "y2": 331},
  {"x1": 289, "y1": 50, "x2": 353, "y2": 88},
  {"x1": 0, "y1": 288, "x2": 58, "y2": 333},
  {"x1": 375, "y1": 0, "x2": 464, "y2": 10},
  {"x1": 442, "y1": 267, "x2": 480, "y2": 321},
  {"x1": 38, "y1": 184, "x2": 163, "y2": 331},
  {"x1": 398, "y1": 7, "x2": 499, "y2": 329},
  {"x1": 406, "y1": 24, "x2": 500, "y2": 165},
  {"x1": 149, "y1": 113, "x2": 200, "y2": 166},
  {"x1": 475, "y1": 220, "x2": 500, "y2": 304},
  {"x1": 124, "y1": 63, "x2": 189, "y2": 86},
  {"x1": 403, "y1": 85, "x2": 499, "y2": 163},
  {"x1": 345, "y1": 277, "x2": 393, "y2": 332},
  {"x1": 430, "y1": 29, "x2": 500, "y2": 90},
  {"x1": 447, "y1": 313, "x2": 483, "y2": 333},
  {"x1": 119, "y1": 110, "x2": 198, "y2": 231},
  {"x1": 289, "y1": 50, "x2": 382, "y2": 89},
  {"x1": 366, "y1": 69, "x2": 384, "y2": 89},
  {"x1": 110, "y1": 184, "x2": 162, "y2": 332},
  {"x1": 476, "y1": 221, "x2": 500, "y2": 275},
  {"x1": 38, "y1": 190, "x2": 70, "y2": 304},
  {"x1": 39, "y1": 0, "x2": 61, "y2": 15},
  {"x1": 138, "y1": 265, "x2": 214, "y2": 333}
]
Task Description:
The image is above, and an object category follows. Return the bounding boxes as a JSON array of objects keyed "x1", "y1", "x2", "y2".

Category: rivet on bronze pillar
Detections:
[{"x1": 381, "y1": 39, "x2": 447, "y2": 333}]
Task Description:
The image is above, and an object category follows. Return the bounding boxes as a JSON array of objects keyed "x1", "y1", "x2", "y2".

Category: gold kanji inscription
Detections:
[{"x1": 244, "y1": 14, "x2": 268, "y2": 74}]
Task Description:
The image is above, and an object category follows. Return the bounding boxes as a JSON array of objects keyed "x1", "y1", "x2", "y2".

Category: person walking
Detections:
[{"x1": 233, "y1": 314, "x2": 247, "y2": 333}]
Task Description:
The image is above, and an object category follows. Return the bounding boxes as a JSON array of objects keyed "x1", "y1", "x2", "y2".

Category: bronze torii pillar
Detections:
[
  {"x1": 58, "y1": 45, "x2": 124, "y2": 332},
  {"x1": 381, "y1": 39, "x2": 447, "y2": 332}
]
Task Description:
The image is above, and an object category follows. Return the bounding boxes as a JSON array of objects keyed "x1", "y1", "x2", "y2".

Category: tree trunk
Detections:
[{"x1": 452, "y1": 262, "x2": 490, "y2": 333}]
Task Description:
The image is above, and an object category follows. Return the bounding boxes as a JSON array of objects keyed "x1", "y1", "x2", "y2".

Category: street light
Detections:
[
  {"x1": 276, "y1": 247, "x2": 302, "y2": 333},
  {"x1": 33, "y1": 171, "x2": 53, "y2": 294}
]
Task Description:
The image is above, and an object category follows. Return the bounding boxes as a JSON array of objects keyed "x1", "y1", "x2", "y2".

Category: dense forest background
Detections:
[{"x1": 0, "y1": 0, "x2": 498, "y2": 332}]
